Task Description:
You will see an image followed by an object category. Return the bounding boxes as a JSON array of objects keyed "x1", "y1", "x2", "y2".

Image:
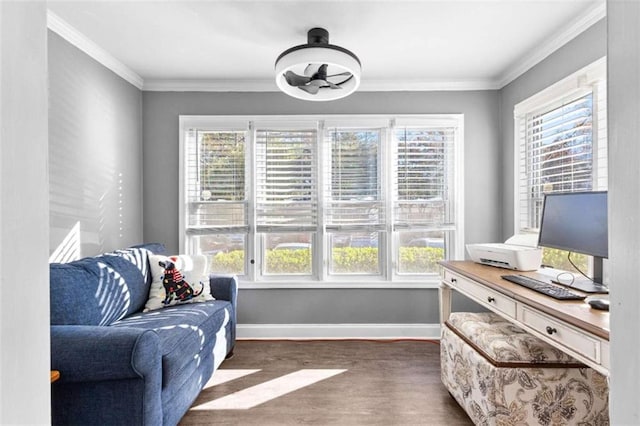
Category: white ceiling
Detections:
[{"x1": 47, "y1": 0, "x2": 605, "y2": 92}]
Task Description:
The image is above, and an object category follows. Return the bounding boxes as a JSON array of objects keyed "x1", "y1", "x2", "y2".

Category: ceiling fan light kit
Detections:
[{"x1": 275, "y1": 28, "x2": 361, "y2": 101}]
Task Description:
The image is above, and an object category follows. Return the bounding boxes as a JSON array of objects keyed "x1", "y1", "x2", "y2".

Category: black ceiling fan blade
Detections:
[
  {"x1": 311, "y1": 64, "x2": 329, "y2": 80},
  {"x1": 299, "y1": 79, "x2": 326, "y2": 95},
  {"x1": 325, "y1": 81, "x2": 342, "y2": 89},
  {"x1": 326, "y1": 72, "x2": 352, "y2": 78},
  {"x1": 284, "y1": 71, "x2": 312, "y2": 87},
  {"x1": 298, "y1": 84, "x2": 320, "y2": 95},
  {"x1": 297, "y1": 79, "x2": 343, "y2": 94}
]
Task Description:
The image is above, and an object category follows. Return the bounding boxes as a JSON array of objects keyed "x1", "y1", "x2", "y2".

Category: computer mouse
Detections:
[{"x1": 588, "y1": 298, "x2": 610, "y2": 311}]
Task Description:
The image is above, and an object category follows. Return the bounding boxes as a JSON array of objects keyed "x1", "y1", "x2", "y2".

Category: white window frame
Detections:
[
  {"x1": 179, "y1": 114, "x2": 464, "y2": 289},
  {"x1": 323, "y1": 120, "x2": 387, "y2": 280},
  {"x1": 513, "y1": 57, "x2": 607, "y2": 236}
]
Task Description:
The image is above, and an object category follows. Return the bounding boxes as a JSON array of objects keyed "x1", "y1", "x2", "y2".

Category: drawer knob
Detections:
[
  {"x1": 546, "y1": 326, "x2": 557, "y2": 335},
  {"x1": 450, "y1": 278, "x2": 457, "y2": 283},
  {"x1": 487, "y1": 296, "x2": 495, "y2": 303}
]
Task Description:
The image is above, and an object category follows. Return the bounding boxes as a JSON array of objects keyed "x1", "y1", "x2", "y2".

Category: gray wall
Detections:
[
  {"x1": 48, "y1": 31, "x2": 143, "y2": 258},
  {"x1": 0, "y1": 2, "x2": 51, "y2": 423},
  {"x1": 142, "y1": 90, "x2": 500, "y2": 324},
  {"x1": 608, "y1": 1, "x2": 640, "y2": 422},
  {"x1": 499, "y1": 18, "x2": 607, "y2": 239}
]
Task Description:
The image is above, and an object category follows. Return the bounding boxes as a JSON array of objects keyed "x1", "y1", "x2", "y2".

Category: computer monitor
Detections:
[{"x1": 538, "y1": 191, "x2": 608, "y2": 287}]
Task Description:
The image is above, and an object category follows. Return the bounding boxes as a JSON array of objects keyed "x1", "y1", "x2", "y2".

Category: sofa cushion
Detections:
[
  {"x1": 50, "y1": 247, "x2": 153, "y2": 325},
  {"x1": 130, "y1": 243, "x2": 167, "y2": 287},
  {"x1": 131, "y1": 242, "x2": 167, "y2": 255},
  {"x1": 113, "y1": 300, "x2": 232, "y2": 390},
  {"x1": 144, "y1": 254, "x2": 214, "y2": 311}
]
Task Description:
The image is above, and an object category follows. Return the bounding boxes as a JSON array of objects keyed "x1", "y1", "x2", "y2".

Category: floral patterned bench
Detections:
[{"x1": 440, "y1": 312, "x2": 609, "y2": 425}]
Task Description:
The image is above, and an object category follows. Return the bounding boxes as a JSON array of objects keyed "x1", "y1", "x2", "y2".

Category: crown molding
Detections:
[
  {"x1": 360, "y1": 79, "x2": 500, "y2": 92},
  {"x1": 47, "y1": 10, "x2": 144, "y2": 90},
  {"x1": 143, "y1": 79, "x2": 278, "y2": 92},
  {"x1": 497, "y1": 1, "x2": 606, "y2": 88},
  {"x1": 143, "y1": 78, "x2": 500, "y2": 92}
]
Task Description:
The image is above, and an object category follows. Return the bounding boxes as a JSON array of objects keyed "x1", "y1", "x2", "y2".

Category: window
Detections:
[
  {"x1": 394, "y1": 124, "x2": 456, "y2": 274},
  {"x1": 325, "y1": 126, "x2": 384, "y2": 275},
  {"x1": 514, "y1": 58, "x2": 607, "y2": 272},
  {"x1": 183, "y1": 128, "x2": 248, "y2": 275},
  {"x1": 255, "y1": 126, "x2": 317, "y2": 276},
  {"x1": 180, "y1": 115, "x2": 463, "y2": 286}
]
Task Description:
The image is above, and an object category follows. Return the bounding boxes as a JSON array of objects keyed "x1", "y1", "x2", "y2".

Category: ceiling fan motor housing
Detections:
[{"x1": 307, "y1": 27, "x2": 329, "y2": 45}]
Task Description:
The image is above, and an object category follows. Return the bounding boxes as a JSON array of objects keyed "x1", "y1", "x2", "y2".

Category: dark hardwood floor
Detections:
[{"x1": 180, "y1": 339, "x2": 472, "y2": 425}]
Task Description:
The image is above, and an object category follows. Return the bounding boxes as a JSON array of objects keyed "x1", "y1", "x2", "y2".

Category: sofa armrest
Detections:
[
  {"x1": 51, "y1": 325, "x2": 163, "y2": 426},
  {"x1": 210, "y1": 274, "x2": 238, "y2": 306},
  {"x1": 51, "y1": 325, "x2": 161, "y2": 383},
  {"x1": 209, "y1": 274, "x2": 238, "y2": 354}
]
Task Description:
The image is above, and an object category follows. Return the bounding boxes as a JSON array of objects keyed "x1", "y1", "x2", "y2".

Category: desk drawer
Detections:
[
  {"x1": 444, "y1": 270, "x2": 516, "y2": 318},
  {"x1": 518, "y1": 305, "x2": 601, "y2": 363}
]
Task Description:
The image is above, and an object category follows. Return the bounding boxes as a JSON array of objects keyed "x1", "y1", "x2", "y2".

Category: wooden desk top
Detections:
[{"x1": 440, "y1": 260, "x2": 610, "y2": 341}]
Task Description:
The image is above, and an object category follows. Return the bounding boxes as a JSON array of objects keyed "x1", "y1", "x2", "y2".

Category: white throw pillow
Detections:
[{"x1": 144, "y1": 254, "x2": 214, "y2": 311}]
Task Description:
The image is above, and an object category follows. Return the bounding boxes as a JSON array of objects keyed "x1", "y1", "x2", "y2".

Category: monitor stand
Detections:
[
  {"x1": 551, "y1": 256, "x2": 608, "y2": 293},
  {"x1": 535, "y1": 256, "x2": 609, "y2": 294},
  {"x1": 551, "y1": 277, "x2": 609, "y2": 294}
]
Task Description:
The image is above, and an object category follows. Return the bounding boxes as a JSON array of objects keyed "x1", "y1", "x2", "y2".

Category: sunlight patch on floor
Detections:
[
  {"x1": 203, "y1": 369, "x2": 261, "y2": 389},
  {"x1": 193, "y1": 369, "x2": 347, "y2": 410}
]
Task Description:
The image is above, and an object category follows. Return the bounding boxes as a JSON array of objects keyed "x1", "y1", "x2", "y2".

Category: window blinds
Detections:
[
  {"x1": 394, "y1": 127, "x2": 456, "y2": 230},
  {"x1": 520, "y1": 92, "x2": 595, "y2": 228},
  {"x1": 185, "y1": 130, "x2": 247, "y2": 232},
  {"x1": 324, "y1": 128, "x2": 384, "y2": 231},
  {"x1": 255, "y1": 128, "x2": 318, "y2": 231}
]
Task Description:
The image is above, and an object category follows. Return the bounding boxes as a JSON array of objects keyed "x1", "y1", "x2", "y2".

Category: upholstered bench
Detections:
[{"x1": 440, "y1": 312, "x2": 609, "y2": 425}]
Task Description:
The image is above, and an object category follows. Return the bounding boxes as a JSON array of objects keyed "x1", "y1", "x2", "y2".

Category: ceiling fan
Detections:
[
  {"x1": 284, "y1": 63, "x2": 353, "y2": 95},
  {"x1": 275, "y1": 28, "x2": 361, "y2": 101}
]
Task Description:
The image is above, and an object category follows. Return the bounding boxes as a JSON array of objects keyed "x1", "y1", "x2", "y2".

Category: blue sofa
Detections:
[{"x1": 50, "y1": 244, "x2": 237, "y2": 426}]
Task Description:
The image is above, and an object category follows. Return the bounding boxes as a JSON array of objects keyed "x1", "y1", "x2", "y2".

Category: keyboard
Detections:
[{"x1": 501, "y1": 274, "x2": 586, "y2": 301}]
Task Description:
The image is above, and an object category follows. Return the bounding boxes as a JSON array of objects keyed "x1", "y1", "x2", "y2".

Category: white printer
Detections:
[{"x1": 466, "y1": 234, "x2": 542, "y2": 271}]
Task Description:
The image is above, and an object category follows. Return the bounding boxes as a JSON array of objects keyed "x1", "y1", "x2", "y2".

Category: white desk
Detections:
[{"x1": 439, "y1": 261, "x2": 610, "y2": 376}]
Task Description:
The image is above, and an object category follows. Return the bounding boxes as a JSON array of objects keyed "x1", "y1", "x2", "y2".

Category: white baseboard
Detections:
[{"x1": 237, "y1": 323, "x2": 441, "y2": 340}]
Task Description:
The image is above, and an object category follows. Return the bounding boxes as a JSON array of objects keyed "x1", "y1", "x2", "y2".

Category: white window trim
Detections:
[
  {"x1": 179, "y1": 114, "x2": 464, "y2": 288},
  {"x1": 513, "y1": 57, "x2": 606, "y2": 235}
]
